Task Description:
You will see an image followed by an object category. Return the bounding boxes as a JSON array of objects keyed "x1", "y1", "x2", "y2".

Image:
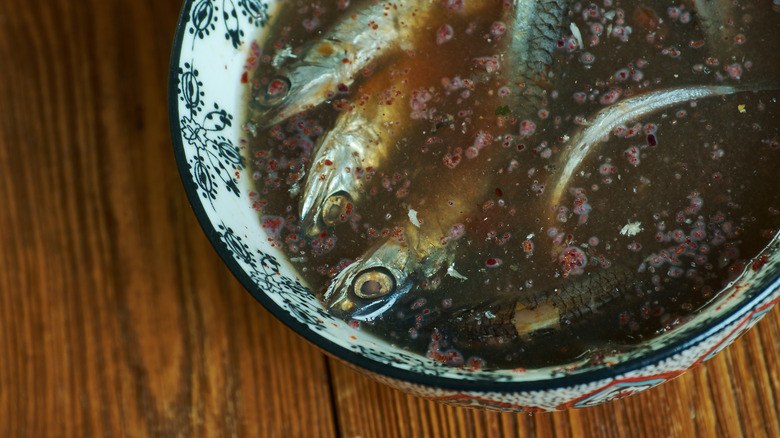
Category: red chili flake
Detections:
[
  {"x1": 519, "y1": 120, "x2": 536, "y2": 138},
  {"x1": 443, "y1": 153, "x2": 461, "y2": 168},
  {"x1": 599, "y1": 89, "x2": 621, "y2": 105},
  {"x1": 261, "y1": 216, "x2": 284, "y2": 237},
  {"x1": 467, "y1": 357, "x2": 485, "y2": 371},
  {"x1": 267, "y1": 78, "x2": 289, "y2": 96},
  {"x1": 437, "y1": 24, "x2": 454, "y2": 45},
  {"x1": 442, "y1": 0, "x2": 464, "y2": 11},
  {"x1": 448, "y1": 224, "x2": 465, "y2": 240},
  {"x1": 647, "y1": 134, "x2": 657, "y2": 146},
  {"x1": 727, "y1": 63, "x2": 743, "y2": 80},
  {"x1": 752, "y1": 255, "x2": 770, "y2": 271},
  {"x1": 486, "y1": 258, "x2": 502, "y2": 267},
  {"x1": 559, "y1": 246, "x2": 587, "y2": 273}
]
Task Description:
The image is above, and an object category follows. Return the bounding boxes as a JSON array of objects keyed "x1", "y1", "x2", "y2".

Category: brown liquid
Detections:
[{"x1": 244, "y1": 0, "x2": 780, "y2": 370}]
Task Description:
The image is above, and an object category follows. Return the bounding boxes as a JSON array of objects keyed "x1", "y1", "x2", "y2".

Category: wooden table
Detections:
[{"x1": 1, "y1": 1, "x2": 779, "y2": 436}]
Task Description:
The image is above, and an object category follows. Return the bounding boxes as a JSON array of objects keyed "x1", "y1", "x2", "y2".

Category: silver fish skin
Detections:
[
  {"x1": 322, "y1": 0, "x2": 571, "y2": 321},
  {"x1": 297, "y1": 40, "x2": 444, "y2": 237}
]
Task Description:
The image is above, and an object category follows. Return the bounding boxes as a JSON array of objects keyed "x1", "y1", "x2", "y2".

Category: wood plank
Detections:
[{"x1": 0, "y1": 1, "x2": 336, "y2": 436}]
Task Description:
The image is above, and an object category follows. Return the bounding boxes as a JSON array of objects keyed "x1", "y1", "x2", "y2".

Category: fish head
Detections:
[
  {"x1": 323, "y1": 239, "x2": 414, "y2": 321},
  {"x1": 255, "y1": 38, "x2": 354, "y2": 125},
  {"x1": 299, "y1": 117, "x2": 379, "y2": 237}
]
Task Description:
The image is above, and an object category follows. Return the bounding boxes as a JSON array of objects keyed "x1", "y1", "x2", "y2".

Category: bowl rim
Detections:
[{"x1": 168, "y1": 0, "x2": 780, "y2": 393}]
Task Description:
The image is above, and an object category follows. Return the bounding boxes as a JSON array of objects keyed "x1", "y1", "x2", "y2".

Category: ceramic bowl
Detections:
[{"x1": 169, "y1": 0, "x2": 780, "y2": 411}]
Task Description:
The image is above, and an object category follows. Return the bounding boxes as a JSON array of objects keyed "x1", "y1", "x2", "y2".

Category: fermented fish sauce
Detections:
[{"x1": 243, "y1": 0, "x2": 780, "y2": 370}]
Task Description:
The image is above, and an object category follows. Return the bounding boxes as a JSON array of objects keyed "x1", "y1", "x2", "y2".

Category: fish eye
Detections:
[
  {"x1": 352, "y1": 267, "x2": 396, "y2": 300},
  {"x1": 321, "y1": 192, "x2": 352, "y2": 226},
  {"x1": 258, "y1": 76, "x2": 291, "y2": 106}
]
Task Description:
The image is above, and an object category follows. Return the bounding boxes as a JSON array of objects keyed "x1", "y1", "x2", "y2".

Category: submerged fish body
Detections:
[
  {"x1": 321, "y1": 0, "x2": 571, "y2": 321},
  {"x1": 299, "y1": 41, "x2": 466, "y2": 237},
  {"x1": 509, "y1": 0, "x2": 568, "y2": 106},
  {"x1": 325, "y1": 186, "x2": 482, "y2": 319},
  {"x1": 454, "y1": 264, "x2": 647, "y2": 342},
  {"x1": 548, "y1": 84, "x2": 762, "y2": 208},
  {"x1": 684, "y1": 0, "x2": 745, "y2": 63},
  {"x1": 256, "y1": 1, "x2": 412, "y2": 124},
  {"x1": 323, "y1": 220, "x2": 455, "y2": 320}
]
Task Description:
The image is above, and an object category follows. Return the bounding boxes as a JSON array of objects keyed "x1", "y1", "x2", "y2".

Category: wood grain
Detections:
[{"x1": 0, "y1": 1, "x2": 778, "y2": 437}]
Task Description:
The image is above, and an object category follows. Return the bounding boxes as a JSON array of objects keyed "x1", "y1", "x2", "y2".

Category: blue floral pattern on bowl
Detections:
[{"x1": 169, "y1": 0, "x2": 780, "y2": 412}]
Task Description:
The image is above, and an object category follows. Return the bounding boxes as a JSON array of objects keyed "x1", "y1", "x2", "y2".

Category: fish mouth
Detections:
[
  {"x1": 254, "y1": 64, "x2": 337, "y2": 125},
  {"x1": 255, "y1": 75, "x2": 292, "y2": 108},
  {"x1": 300, "y1": 190, "x2": 354, "y2": 238},
  {"x1": 320, "y1": 192, "x2": 352, "y2": 226}
]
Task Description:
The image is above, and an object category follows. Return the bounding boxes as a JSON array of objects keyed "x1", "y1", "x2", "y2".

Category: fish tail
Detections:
[
  {"x1": 529, "y1": 264, "x2": 644, "y2": 324},
  {"x1": 455, "y1": 302, "x2": 520, "y2": 341}
]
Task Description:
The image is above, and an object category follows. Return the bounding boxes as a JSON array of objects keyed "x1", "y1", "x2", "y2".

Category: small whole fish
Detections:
[
  {"x1": 322, "y1": 0, "x2": 572, "y2": 321},
  {"x1": 299, "y1": 39, "x2": 470, "y2": 237}
]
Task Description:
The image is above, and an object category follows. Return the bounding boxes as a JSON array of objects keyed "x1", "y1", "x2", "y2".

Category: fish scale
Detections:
[
  {"x1": 509, "y1": 0, "x2": 568, "y2": 106},
  {"x1": 455, "y1": 264, "x2": 647, "y2": 342}
]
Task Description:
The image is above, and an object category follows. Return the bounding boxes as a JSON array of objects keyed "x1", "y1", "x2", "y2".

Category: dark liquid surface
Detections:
[{"x1": 244, "y1": 0, "x2": 780, "y2": 370}]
